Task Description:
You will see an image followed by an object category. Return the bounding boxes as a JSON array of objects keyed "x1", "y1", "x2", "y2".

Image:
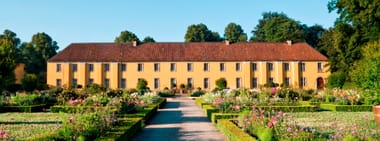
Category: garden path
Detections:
[{"x1": 131, "y1": 94, "x2": 226, "y2": 141}]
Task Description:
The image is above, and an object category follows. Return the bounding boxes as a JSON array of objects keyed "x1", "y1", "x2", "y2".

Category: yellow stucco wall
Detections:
[
  {"x1": 14, "y1": 64, "x2": 25, "y2": 84},
  {"x1": 47, "y1": 61, "x2": 329, "y2": 90}
]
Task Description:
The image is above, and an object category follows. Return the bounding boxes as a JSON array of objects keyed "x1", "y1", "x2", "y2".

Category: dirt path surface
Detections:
[{"x1": 131, "y1": 94, "x2": 226, "y2": 141}]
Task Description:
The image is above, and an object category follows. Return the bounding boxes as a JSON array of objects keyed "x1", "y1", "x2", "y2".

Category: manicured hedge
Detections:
[
  {"x1": 211, "y1": 113, "x2": 240, "y2": 124},
  {"x1": 202, "y1": 105, "x2": 219, "y2": 120},
  {"x1": 320, "y1": 104, "x2": 372, "y2": 112},
  {"x1": 216, "y1": 119, "x2": 257, "y2": 141},
  {"x1": 0, "y1": 104, "x2": 47, "y2": 113},
  {"x1": 96, "y1": 117, "x2": 143, "y2": 141},
  {"x1": 256, "y1": 105, "x2": 318, "y2": 112}
]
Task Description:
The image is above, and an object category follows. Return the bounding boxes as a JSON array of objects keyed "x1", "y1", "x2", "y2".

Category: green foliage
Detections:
[
  {"x1": 114, "y1": 30, "x2": 140, "y2": 43},
  {"x1": 211, "y1": 113, "x2": 240, "y2": 124},
  {"x1": 157, "y1": 90, "x2": 175, "y2": 97},
  {"x1": 250, "y1": 12, "x2": 306, "y2": 42},
  {"x1": 20, "y1": 32, "x2": 58, "y2": 85},
  {"x1": 86, "y1": 83, "x2": 106, "y2": 94},
  {"x1": 215, "y1": 78, "x2": 227, "y2": 89},
  {"x1": 184, "y1": 23, "x2": 222, "y2": 42},
  {"x1": 136, "y1": 78, "x2": 148, "y2": 91},
  {"x1": 224, "y1": 22, "x2": 247, "y2": 43},
  {"x1": 216, "y1": 119, "x2": 257, "y2": 141},
  {"x1": 11, "y1": 94, "x2": 40, "y2": 106},
  {"x1": 327, "y1": 71, "x2": 346, "y2": 89},
  {"x1": 21, "y1": 73, "x2": 38, "y2": 92},
  {"x1": 190, "y1": 90, "x2": 204, "y2": 97},
  {"x1": 351, "y1": 39, "x2": 380, "y2": 89},
  {"x1": 320, "y1": 104, "x2": 372, "y2": 112},
  {"x1": 142, "y1": 36, "x2": 155, "y2": 43},
  {"x1": 0, "y1": 30, "x2": 20, "y2": 92},
  {"x1": 256, "y1": 127, "x2": 273, "y2": 141},
  {"x1": 0, "y1": 104, "x2": 46, "y2": 112}
]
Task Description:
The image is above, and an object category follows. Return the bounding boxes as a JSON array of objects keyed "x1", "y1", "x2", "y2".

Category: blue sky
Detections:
[{"x1": 0, "y1": 0, "x2": 337, "y2": 50}]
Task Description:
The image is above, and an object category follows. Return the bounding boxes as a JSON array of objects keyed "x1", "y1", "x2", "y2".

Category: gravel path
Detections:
[{"x1": 131, "y1": 94, "x2": 226, "y2": 141}]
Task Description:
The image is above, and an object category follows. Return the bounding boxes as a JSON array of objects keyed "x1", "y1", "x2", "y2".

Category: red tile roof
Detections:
[{"x1": 48, "y1": 42, "x2": 328, "y2": 62}]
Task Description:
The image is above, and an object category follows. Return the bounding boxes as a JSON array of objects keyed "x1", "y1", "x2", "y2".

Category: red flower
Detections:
[{"x1": 268, "y1": 121, "x2": 274, "y2": 128}]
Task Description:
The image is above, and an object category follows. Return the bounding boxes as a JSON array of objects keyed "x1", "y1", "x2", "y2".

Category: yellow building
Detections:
[{"x1": 47, "y1": 41, "x2": 329, "y2": 90}]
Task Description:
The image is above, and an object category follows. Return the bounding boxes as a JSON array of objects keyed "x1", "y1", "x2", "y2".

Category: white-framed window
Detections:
[
  {"x1": 300, "y1": 77, "x2": 307, "y2": 87},
  {"x1": 104, "y1": 78, "x2": 110, "y2": 88},
  {"x1": 187, "y1": 78, "x2": 193, "y2": 88},
  {"x1": 154, "y1": 63, "x2": 160, "y2": 72},
  {"x1": 88, "y1": 64, "x2": 94, "y2": 72},
  {"x1": 300, "y1": 62, "x2": 306, "y2": 72},
  {"x1": 170, "y1": 63, "x2": 176, "y2": 72},
  {"x1": 203, "y1": 78, "x2": 209, "y2": 89},
  {"x1": 203, "y1": 63, "x2": 209, "y2": 72},
  {"x1": 154, "y1": 78, "x2": 159, "y2": 89},
  {"x1": 252, "y1": 77, "x2": 257, "y2": 88},
  {"x1": 72, "y1": 64, "x2": 77, "y2": 72},
  {"x1": 220, "y1": 63, "x2": 225, "y2": 71},
  {"x1": 317, "y1": 62, "x2": 323, "y2": 72},
  {"x1": 56, "y1": 64, "x2": 61, "y2": 72},
  {"x1": 137, "y1": 63, "x2": 143, "y2": 72},
  {"x1": 56, "y1": 79, "x2": 62, "y2": 87},
  {"x1": 284, "y1": 63, "x2": 290, "y2": 71},
  {"x1": 170, "y1": 78, "x2": 177, "y2": 88},
  {"x1": 120, "y1": 63, "x2": 126, "y2": 72},
  {"x1": 235, "y1": 63, "x2": 241, "y2": 71},
  {"x1": 104, "y1": 64, "x2": 110, "y2": 72},
  {"x1": 252, "y1": 63, "x2": 257, "y2": 71},
  {"x1": 236, "y1": 77, "x2": 241, "y2": 88},
  {"x1": 187, "y1": 63, "x2": 193, "y2": 72},
  {"x1": 120, "y1": 78, "x2": 126, "y2": 89},
  {"x1": 268, "y1": 63, "x2": 273, "y2": 71}
]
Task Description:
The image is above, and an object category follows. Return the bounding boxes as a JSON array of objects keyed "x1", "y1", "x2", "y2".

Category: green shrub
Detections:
[
  {"x1": 326, "y1": 71, "x2": 346, "y2": 89},
  {"x1": 215, "y1": 78, "x2": 227, "y2": 89},
  {"x1": 211, "y1": 113, "x2": 240, "y2": 124},
  {"x1": 216, "y1": 119, "x2": 257, "y2": 141},
  {"x1": 22, "y1": 73, "x2": 39, "y2": 92},
  {"x1": 11, "y1": 94, "x2": 40, "y2": 106},
  {"x1": 256, "y1": 127, "x2": 273, "y2": 141},
  {"x1": 190, "y1": 90, "x2": 204, "y2": 97},
  {"x1": 202, "y1": 105, "x2": 219, "y2": 120},
  {"x1": 256, "y1": 105, "x2": 317, "y2": 112},
  {"x1": 320, "y1": 104, "x2": 372, "y2": 111},
  {"x1": 158, "y1": 90, "x2": 175, "y2": 97}
]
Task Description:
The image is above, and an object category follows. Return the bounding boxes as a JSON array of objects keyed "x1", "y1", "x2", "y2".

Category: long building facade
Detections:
[{"x1": 47, "y1": 41, "x2": 329, "y2": 90}]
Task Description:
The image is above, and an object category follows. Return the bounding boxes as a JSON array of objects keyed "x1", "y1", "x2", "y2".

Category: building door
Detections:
[{"x1": 317, "y1": 77, "x2": 324, "y2": 90}]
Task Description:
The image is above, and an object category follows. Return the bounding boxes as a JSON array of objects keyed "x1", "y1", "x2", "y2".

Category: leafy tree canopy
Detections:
[
  {"x1": 0, "y1": 29, "x2": 20, "y2": 91},
  {"x1": 250, "y1": 12, "x2": 306, "y2": 43},
  {"x1": 224, "y1": 22, "x2": 247, "y2": 43},
  {"x1": 184, "y1": 23, "x2": 222, "y2": 42},
  {"x1": 142, "y1": 36, "x2": 155, "y2": 43},
  {"x1": 115, "y1": 30, "x2": 140, "y2": 43}
]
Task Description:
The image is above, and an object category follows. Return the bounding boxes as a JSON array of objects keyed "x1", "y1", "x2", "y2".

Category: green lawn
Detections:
[
  {"x1": 288, "y1": 112, "x2": 380, "y2": 137},
  {"x1": 0, "y1": 112, "x2": 69, "y2": 140}
]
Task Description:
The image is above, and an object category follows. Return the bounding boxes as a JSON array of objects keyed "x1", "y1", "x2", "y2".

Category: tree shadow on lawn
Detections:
[{"x1": 132, "y1": 127, "x2": 180, "y2": 141}]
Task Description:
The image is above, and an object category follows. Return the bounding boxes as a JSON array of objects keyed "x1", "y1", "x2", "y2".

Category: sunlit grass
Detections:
[{"x1": 0, "y1": 112, "x2": 69, "y2": 140}]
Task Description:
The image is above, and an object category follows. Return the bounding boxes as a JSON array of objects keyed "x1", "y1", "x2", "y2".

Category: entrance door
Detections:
[{"x1": 317, "y1": 77, "x2": 324, "y2": 90}]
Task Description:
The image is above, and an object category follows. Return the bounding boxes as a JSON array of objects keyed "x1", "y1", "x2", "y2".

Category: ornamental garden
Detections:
[{"x1": 0, "y1": 78, "x2": 379, "y2": 140}]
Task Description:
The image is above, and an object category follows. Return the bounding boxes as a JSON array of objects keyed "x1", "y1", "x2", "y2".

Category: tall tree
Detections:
[
  {"x1": 184, "y1": 23, "x2": 222, "y2": 42},
  {"x1": 114, "y1": 30, "x2": 140, "y2": 43},
  {"x1": 250, "y1": 12, "x2": 306, "y2": 43},
  {"x1": 142, "y1": 36, "x2": 155, "y2": 43},
  {"x1": 0, "y1": 30, "x2": 20, "y2": 91},
  {"x1": 304, "y1": 24, "x2": 325, "y2": 48},
  {"x1": 20, "y1": 32, "x2": 58, "y2": 85},
  {"x1": 328, "y1": 0, "x2": 380, "y2": 42},
  {"x1": 224, "y1": 22, "x2": 247, "y2": 43}
]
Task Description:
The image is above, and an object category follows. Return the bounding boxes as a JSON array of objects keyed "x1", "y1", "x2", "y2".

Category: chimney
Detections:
[
  {"x1": 225, "y1": 40, "x2": 230, "y2": 46},
  {"x1": 286, "y1": 40, "x2": 292, "y2": 46},
  {"x1": 132, "y1": 40, "x2": 137, "y2": 47}
]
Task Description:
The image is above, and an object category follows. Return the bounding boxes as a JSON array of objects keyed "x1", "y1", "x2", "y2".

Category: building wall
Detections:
[
  {"x1": 14, "y1": 64, "x2": 25, "y2": 84},
  {"x1": 47, "y1": 61, "x2": 329, "y2": 90}
]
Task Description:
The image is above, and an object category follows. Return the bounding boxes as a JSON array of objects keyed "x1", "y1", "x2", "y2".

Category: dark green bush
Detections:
[
  {"x1": 216, "y1": 119, "x2": 257, "y2": 141},
  {"x1": 190, "y1": 90, "x2": 204, "y2": 97},
  {"x1": 211, "y1": 113, "x2": 240, "y2": 124},
  {"x1": 326, "y1": 71, "x2": 346, "y2": 89},
  {"x1": 216, "y1": 78, "x2": 227, "y2": 89},
  {"x1": 158, "y1": 90, "x2": 175, "y2": 97}
]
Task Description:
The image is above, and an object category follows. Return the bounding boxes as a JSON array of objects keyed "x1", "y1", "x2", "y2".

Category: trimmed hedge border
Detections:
[
  {"x1": 320, "y1": 104, "x2": 372, "y2": 112},
  {"x1": 216, "y1": 119, "x2": 257, "y2": 141},
  {"x1": 211, "y1": 113, "x2": 240, "y2": 124},
  {"x1": 0, "y1": 104, "x2": 47, "y2": 113},
  {"x1": 50, "y1": 105, "x2": 118, "y2": 113},
  {"x1": 195, "y1": 98, "x2": 211, "y2": 108},
  {"x1": 202, "y1": 105, "x2": 219, "y2": 120},
  {"x1": 255, "y1": 105, "x2": 318, "y2": 112}
]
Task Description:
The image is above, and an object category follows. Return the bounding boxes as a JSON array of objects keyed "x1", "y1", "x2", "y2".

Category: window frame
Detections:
[
  {"x1": 236, "y1": 77, "x2": 241, "y2": 88},
  {"x1": 220, "y1": 63, "x2": 225, "y2": 72},
  {"x1": 154, "y1": 63, "x2": 160, "y2": 72},
  {"x1": 268, "y1": 63, "x2": 273, "y2": 71},
  {"x1": 154, "y1": 78, "x2": 160, "y2": 89},
  {"x1": 187, "y1": 63, "x2": 193, "y2": 72},
  {"x1": 137, "y1": 63, "x2": 143, "y2": 72},
  {"x1": 56, "y1": 64, "x2": 61, "y2": 72},
  {"x1": 104, "y1": 64, "x2": 110, "y2": 72},
  {"x1": 203, "y1": 78, "x2": 209, "y2": 89},
  {"x1": 120, "y1": 63, "x2": 126, "y2": 72},
  {"x1": 252, "y1": 63, "x2": 257, "y2": 71},
  {"x1": 88, "y1": 64, "x2": 94, "y2": 72},
  {"x1": 203, "y1": 63, "x2": 209, "y2": 72},
  {"x1": 170, "y1": 63, "x2": 176, "y2": 72},
  {"x1": 284, "y1": 63, "x2": 290, "y2": 71},
  {"x1": 120, "y1": 78, "x2": 126, "y2": 89},
  {"x1": 72, "y1": 64, "x2": 77, "y2": 72},
  {"x1": 235, "y1": 63, "x2": 241, "y2": 71}
]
